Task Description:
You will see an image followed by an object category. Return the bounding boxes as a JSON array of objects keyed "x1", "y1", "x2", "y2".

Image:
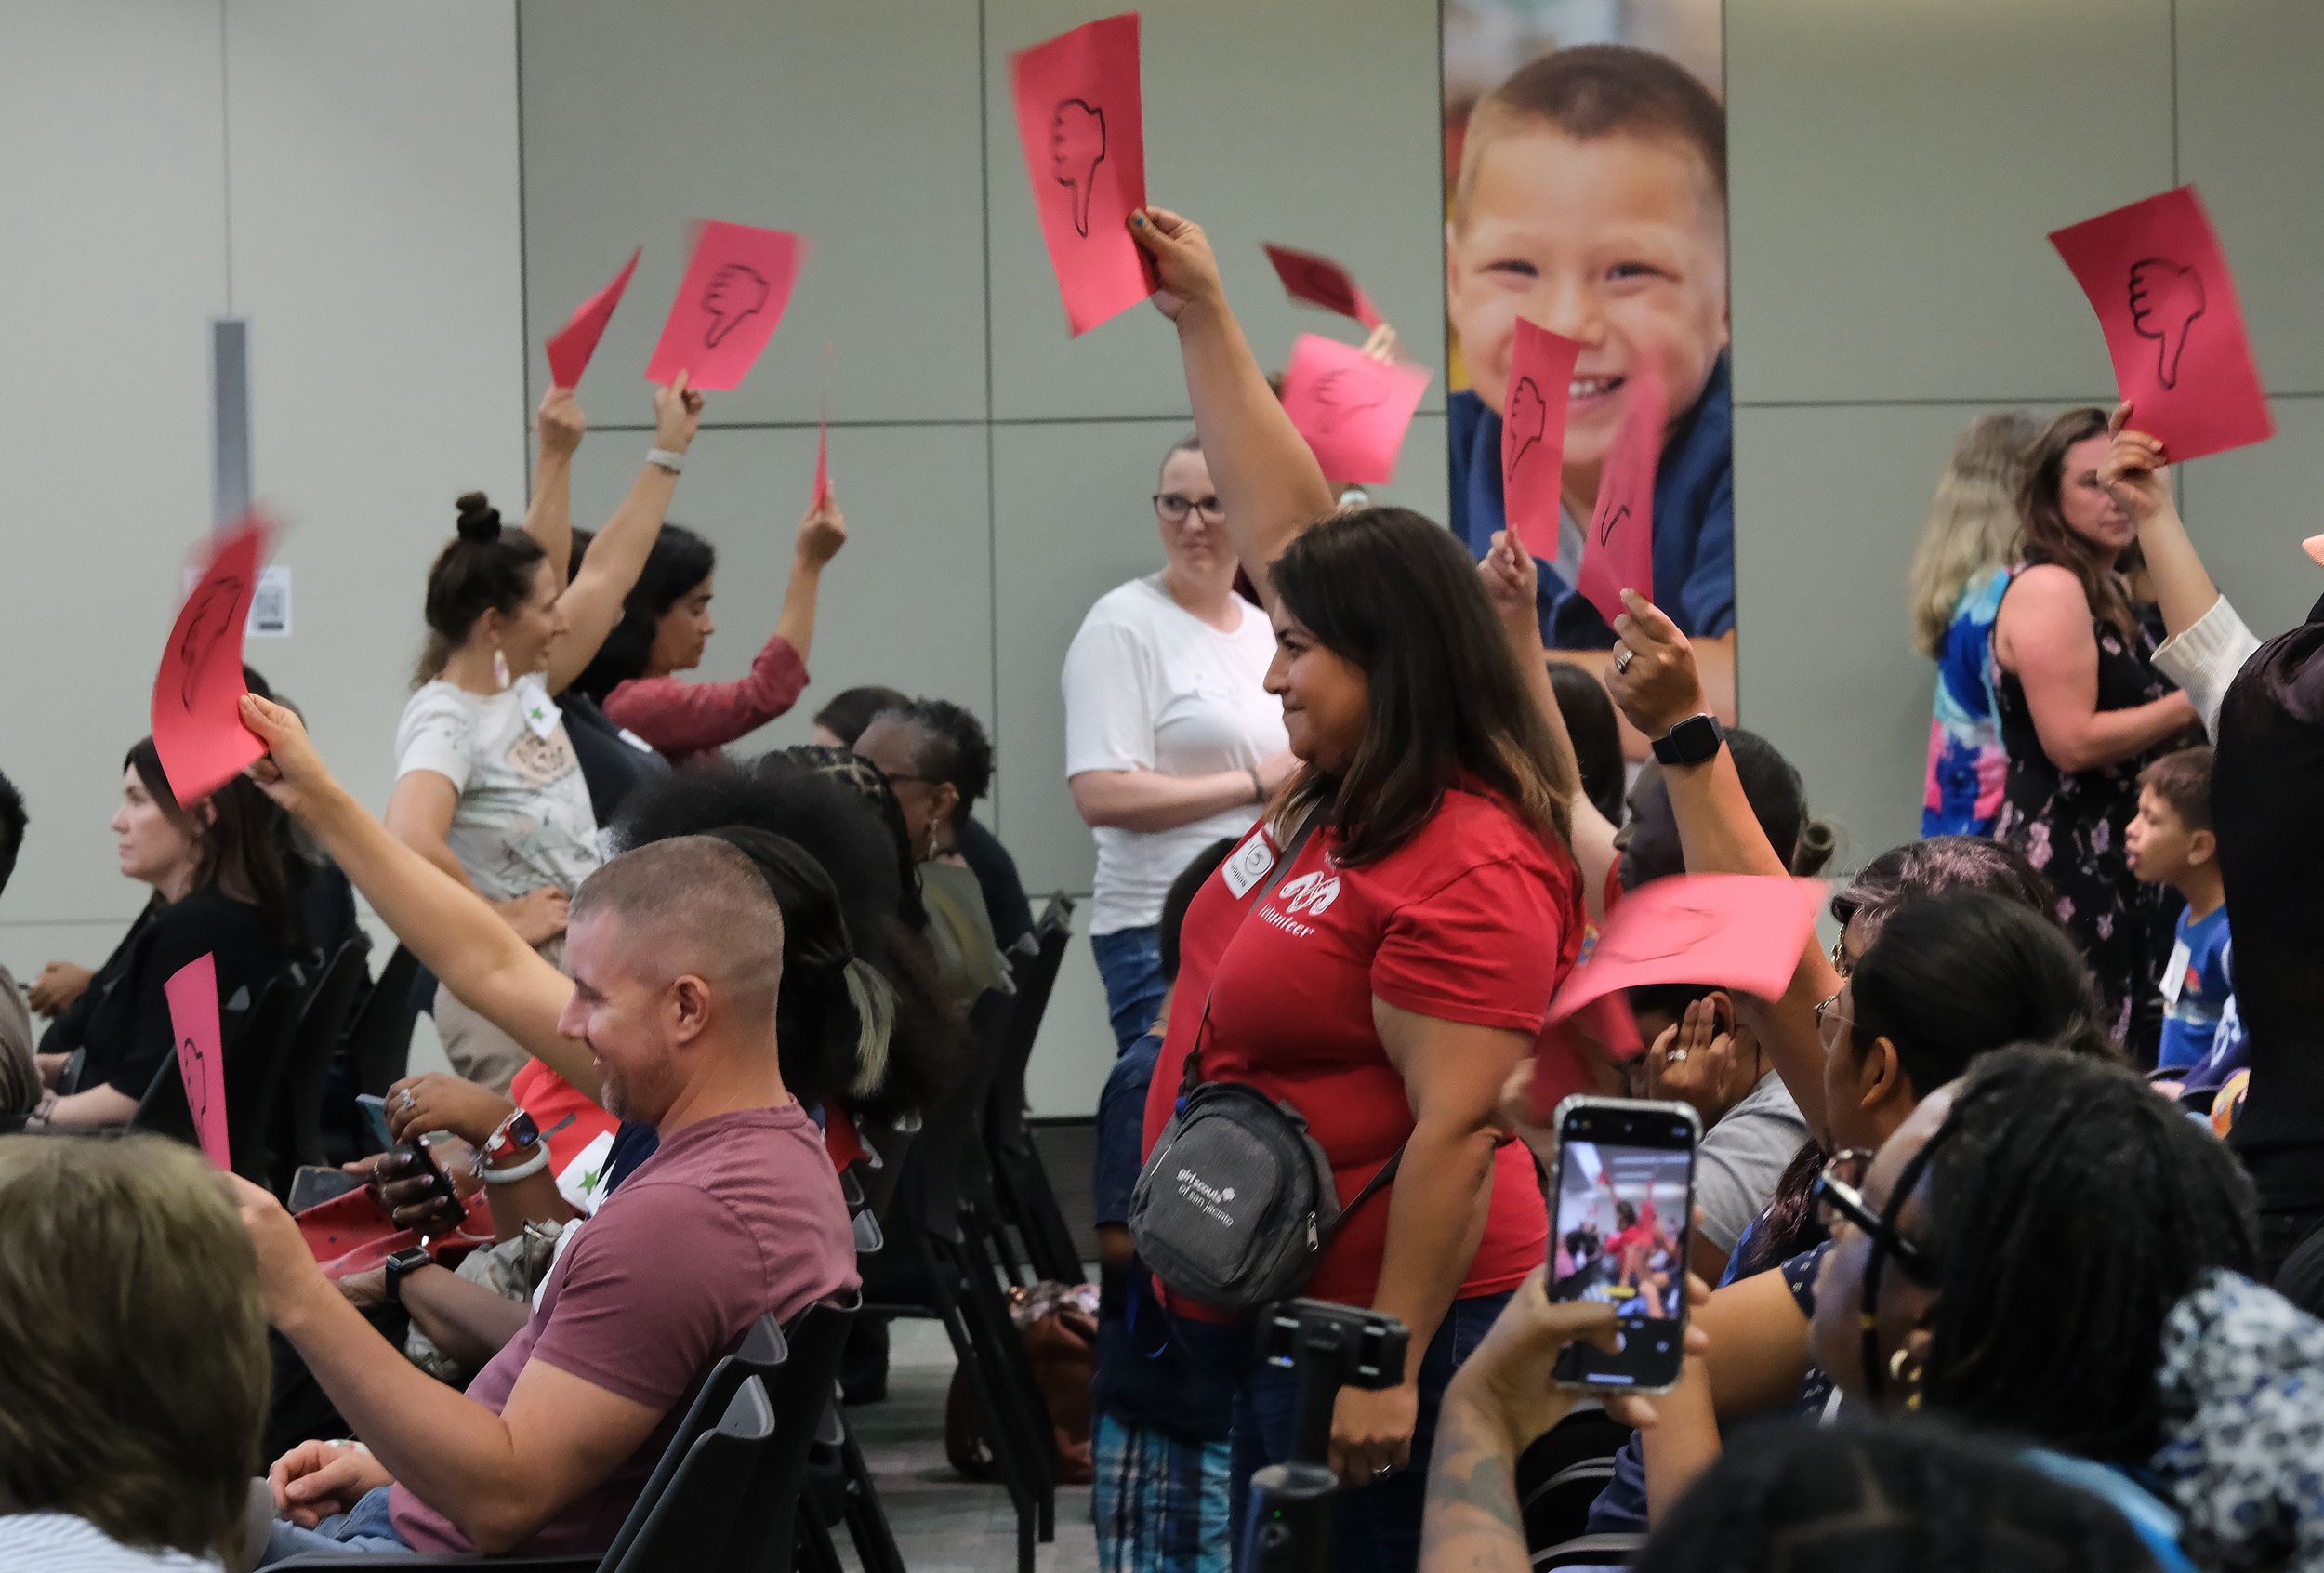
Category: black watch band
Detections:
[
  {"x1": 384, "y1": 1247, "x2": 432, "y2": 1307},
  {"x1": 1652, "y1": 713, "x2": 1725, "y2": 768}
]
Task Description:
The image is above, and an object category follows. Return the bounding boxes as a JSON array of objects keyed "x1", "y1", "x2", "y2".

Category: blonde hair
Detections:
[
  {"x1": 1908, "y1": 411, "x2": 2040, "y2": 657},
  {"x1": 0, "y1": 1136, "x2": 269, "y2": 1564}
]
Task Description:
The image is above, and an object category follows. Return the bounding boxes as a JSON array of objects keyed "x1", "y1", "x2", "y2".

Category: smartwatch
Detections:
[
  {"x1": 481, "y1": 1108, "x2": 542, "y2": 1166},
  {"x1": 383, "y1": 1246, "x2": 433, "y2": 1308},
  {"x1": 1652, "y1": 713, "x2": 1725, "y2": 768}
]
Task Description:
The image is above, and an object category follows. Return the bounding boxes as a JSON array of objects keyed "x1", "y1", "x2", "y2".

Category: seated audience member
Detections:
[
  {"x1": 574, "y1": 494, "x2": 848, "y2": 770},
  {"x1": 31, "y1": 740, "x2": 297, "y2": 1128},
  {"x1": 1547, "y1": 660, "x2": 1625, "y2": 828},
  {"x1": 2125, "y1": 747, "x2": 2229, "y2": 1077},
  {"x1": 233, "y1": 816, "x2": 855, "y2": 1556},
  {"x1": 0, "y1": 1136, "x2": 271, "y2": 1571},
  {"x1": 1618, "y1": 726, "x2": 1833, "y2": 895},
  {"x1": 1090, "y1": 837, "x2": 1240, "y2": 1573},
  {"x1": 0, "y1": 769, "x2": 34, "y2": 1118},
  {"x1": 853, "y1": 697, "x2": 1031, "y2": 981},
  {"x1": 809, "y1": 684, "x2": 908, "y2": 749},
  {"x1": 1445, "y1": 46, "x2": 1736, "y2": 727}
]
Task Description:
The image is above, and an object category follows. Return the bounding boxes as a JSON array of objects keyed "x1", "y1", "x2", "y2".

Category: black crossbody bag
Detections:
[{"x1": 1127, "y1": 813, "x2": 1408, "y2": 1312}]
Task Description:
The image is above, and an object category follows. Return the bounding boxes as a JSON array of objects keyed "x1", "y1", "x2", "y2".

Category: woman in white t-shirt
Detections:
[
  {"x1": 1063, "y1": 435, "x2": 1291, "y2": 1052},
  {"x1": 388, "y1": 377, "x2": 704, "y2": 1090}
]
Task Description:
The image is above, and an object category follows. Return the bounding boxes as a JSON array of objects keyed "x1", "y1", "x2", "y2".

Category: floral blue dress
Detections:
[{"x1": 1922, "y1": 567, "x2": 2011, "y2": 836}]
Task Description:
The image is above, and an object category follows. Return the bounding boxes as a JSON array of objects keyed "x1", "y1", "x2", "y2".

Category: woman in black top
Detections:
[{"x1": 32, "y1": 739, "x2": 297, "y2": 1126}]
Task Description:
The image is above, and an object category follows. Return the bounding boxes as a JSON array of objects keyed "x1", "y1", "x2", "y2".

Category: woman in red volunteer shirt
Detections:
[{"x1": 1129, "y1": 207, "x2": 1587, "y2": 1573}]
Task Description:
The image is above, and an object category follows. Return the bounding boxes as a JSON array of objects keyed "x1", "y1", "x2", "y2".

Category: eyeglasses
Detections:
[
  {"x1": 1154, "y1": 493, "x2": 1225, "y2": 522},
  {"x1": 1814, "y1": 990, "x2": 1855, "y2": 1045},
  {"x1": 1814, "y1": 1148, "x2": 1936, "y2": 1284}
]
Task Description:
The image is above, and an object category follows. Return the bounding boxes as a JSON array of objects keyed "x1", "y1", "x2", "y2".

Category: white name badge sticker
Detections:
[
  {"x1": 1221, "y1": 830, "x2": 1276, "y2": 899},
  {"x1": 2159, "y1": 938, "x2": 2193, "y2": 1006}
]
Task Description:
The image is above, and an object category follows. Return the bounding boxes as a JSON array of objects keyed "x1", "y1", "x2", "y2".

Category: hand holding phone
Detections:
[
  {"x1": 1547, "y1": 1095, "x2": 1700, "y2": 1394},
  {"x1": 351, "y1": 1094, "x2": 463, "y2": 1233}
]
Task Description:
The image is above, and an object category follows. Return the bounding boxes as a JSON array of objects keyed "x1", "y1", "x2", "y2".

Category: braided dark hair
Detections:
[
  {"x1": 871, "y1": 698, "x2": 994, "y2": 830},
  {"x1": 1635, "y1": 1413, "x2": 2168, "y2": 1573},
  {"x1": 416, "y1": 492, "x2": 548, "y2": 686},
  {"x1": 1911, "y1": 1046, "x2": 2259, "y2": 1464}
]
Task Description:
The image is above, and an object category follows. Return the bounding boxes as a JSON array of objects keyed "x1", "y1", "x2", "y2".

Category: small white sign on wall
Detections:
[{"x1": 178, "y1": 562, "x2": 291, "y2": 638}]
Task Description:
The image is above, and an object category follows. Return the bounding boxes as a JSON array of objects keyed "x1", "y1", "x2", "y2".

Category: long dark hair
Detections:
[
  {"x1": 1269, "y1": 508, "x2": 1577, "y2": 864},
  {"x1": 2016, "y1": 406, "x2": 2138, "y2": 644},
  {"x1": 125, "y1": 740, "x2": 297, "y2": 945},
  {"x1": 416, "y1": 492, "x2": 548, "y2": 686},
  {"x1": 1917, "y1": 1047, "x2": 2259, "y2": 1462},
  {"x1": 570, "y1": 523, "x2": 718, "y2": 702},
  {"x1": 1546, "y1": 661, "x2": 1624, "y2": 825}
]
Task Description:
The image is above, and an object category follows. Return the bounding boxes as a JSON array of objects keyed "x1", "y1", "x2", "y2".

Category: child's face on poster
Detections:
[{"x1": 1448, "y1": 124, "x2": 1729, "y2": 475}]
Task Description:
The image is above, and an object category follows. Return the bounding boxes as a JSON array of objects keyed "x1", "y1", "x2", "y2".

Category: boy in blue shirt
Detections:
[
  {"x1": 2126, "y1": 747, "x2": 2232, "y2": 1073},
  {"x1": 1446, "y1": 45, "x2": 1735, "y2": 734}
]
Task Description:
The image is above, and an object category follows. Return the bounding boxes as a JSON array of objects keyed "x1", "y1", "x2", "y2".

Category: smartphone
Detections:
[
  {"x1": 354, "y1": 1092, "x2": 397, "y2": 1152},
  {"x1": 353, "y1": 1093, "x2": 459, "y2": 1210},
  {"x1": 1547, "y1": 1094, "x2": 1702, "y2": 1395}
]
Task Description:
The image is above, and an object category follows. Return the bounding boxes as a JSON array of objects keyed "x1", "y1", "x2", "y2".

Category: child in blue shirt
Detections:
[{"x1": 2126, "y1": 747, "x2": 2232, "y2": 1074}]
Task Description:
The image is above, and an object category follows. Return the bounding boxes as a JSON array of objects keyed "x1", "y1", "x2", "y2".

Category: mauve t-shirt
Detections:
[{"x1": 390, "y1": 1103, "x2": 858, "y2": 1554}]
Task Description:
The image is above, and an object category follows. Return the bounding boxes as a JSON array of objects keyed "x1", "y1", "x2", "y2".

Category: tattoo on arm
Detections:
[{"x1": 1419, "y1": 1399, "x2": 1531, "y2": 1573}]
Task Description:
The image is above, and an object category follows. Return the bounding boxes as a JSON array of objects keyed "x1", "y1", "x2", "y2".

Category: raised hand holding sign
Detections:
[
  {"x1": 164, "y1": 952, "x2": 231, "y2": 1170},
  {"x1": 1501, "y1": 318, "x2": 1582, "y2": 564},
  {"x1": 152, "y1": 512, "x2": 271, "y2": 807},
  {"x1": 2050, "y1": 187, "x2": 2271, "y2": 462},
  {"x1": 1009, "y1": 13, "x2": 1154, "y2": 336},
  {"x1": 1573, "y1": 360, "x2": 1663, "y2": 628},
  {"x1": 1277, "y1": 331, "x2": 1432, "y2": 485},
  {"x1": 646, "y1": 222, "x2": 803, "y2": 391},
  {"x1": 1262, "y1": 243, "x2": 1384, "y2": 329}
]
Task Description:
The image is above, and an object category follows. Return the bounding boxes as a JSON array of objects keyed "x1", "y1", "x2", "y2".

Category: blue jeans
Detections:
[
  {"x1": 259, "y1": 1486, "x2": 412, "y2": 1565},
  {"x1": 1227, "y1": 1290, "x2": 1516, "y2": 1573},
  {"x1": 1093, "y1": 927, "x2": 1170, "y2": 1056}
]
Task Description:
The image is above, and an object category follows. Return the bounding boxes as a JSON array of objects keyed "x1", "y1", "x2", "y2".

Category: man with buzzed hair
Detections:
[{"x1": 236, "y1": 832, "x2": 857, "y2": 1563}]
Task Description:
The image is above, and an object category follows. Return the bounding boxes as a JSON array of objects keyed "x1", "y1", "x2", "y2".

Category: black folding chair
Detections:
[
  {"x1": 277, "y1": 935, "x2": 372, "y2": 1192},
  {"x1": 983, "y1": 895, "x2": 1082, "y2": 1284},
  {"x1": 347, "y1": 943, "x2": 423, "y2": 1097}
]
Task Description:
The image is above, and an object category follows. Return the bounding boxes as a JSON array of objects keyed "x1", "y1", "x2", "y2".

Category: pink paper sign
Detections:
[
  {"x1": 151, "y1": 513, "x2": 271, "y2": 807},
  {"x1": 2049, "y1": 187, "x2": 2273, "y2": 463},
  {"x1": 1262, "y1": 244, "x2": 1383, "y2": 330},
  {"x1": 1548, "y1": 875, "x2": 1826, "y2": 1028},
  {"x1": 545, "y1": 246, "x2": 640, "y2": 390},
  {"x1": 645, "y1": 222, "x2": 804, "y2": 391},
  {"x1": 812, "y1": 421, "x2": 831, "y2": 509},
  {"x1": 1278, "y1": 332, "x2": 1433, "y2": 486},
  {"x1": 1573, "y1": 361, "x2": 1663, "y2": 628},
  {"x1": 1501, "y1": 319, "x2": 1582, "y2": 563},
  {"x1": 164, "y1": 952, "x2": 230, "y2": 1170},
  {"x1": 1009, "y1": 13, "x2": 1155, "y2": 337}
]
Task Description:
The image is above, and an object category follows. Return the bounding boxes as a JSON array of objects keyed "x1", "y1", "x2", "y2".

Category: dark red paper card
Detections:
[
  {"x1": 1262, "y1": 244, "x2": 1383, "y2": 329},
  {"x1": 1573, "y1": 361, "x2": 1663, "y2": 628},
  {"x1": 1501, "y1": 318, "x2": 1582, "y2": 564},
  {"x1": 1009, "y1": 13, "x2": 1155, "y2": 336},
  {"x1": 2050, "y1": 187, "x2": 2273, "y2": 462},
  {"x1": 151, "y1": 513, "x2": 271, "y2": 806}
]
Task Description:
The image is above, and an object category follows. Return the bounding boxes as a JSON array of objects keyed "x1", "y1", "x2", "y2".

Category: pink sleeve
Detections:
[
  {"x1": 601, "y1": 633, "x2": 809, "y2": 759},
  {"x1": 1371, "y1": 860, "x2": 1565, "y2": 1033}
]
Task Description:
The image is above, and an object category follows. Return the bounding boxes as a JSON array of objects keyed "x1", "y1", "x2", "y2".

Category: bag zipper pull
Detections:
[{"x1": 1307, "y1": 1213, "x2": 1319, "y2": 1249}]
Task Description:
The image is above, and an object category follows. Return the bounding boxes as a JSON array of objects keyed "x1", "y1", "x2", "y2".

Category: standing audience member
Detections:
[
  {"x1": 31, "y1": 742, "x2": 297, "y2": 1128},
  {"x1": 1911, "y1": 409, "x2": 2040, "y2": 836},
  {"x1": 0, "y1": 1136, "x2": 271, "y2": 1571},
  {"x1": 388, "y1": 379, "x2": 703, "y2": 1091},
  {"x1": 854, "y1": 697, "x2": 1033, "y2": 969},
  {"x1": 0, "y1": 770, "x2": 34, "y2": 1118},
  {"x1": 2125, "y1": 747, "x2": 2230, "y2": 1076},
  {"x1": 810, "y1": 685, "x2": 908, "y2": 749},
  {"x1": 1063, "y1": 433, "x2": 1292, "y2": 1053},
  {"x1": 1133, "y1": 204, "x2": 1585, "y2": 1573},
  {"x1": 1989, "y1": 406, "x2": 2198, "y2": 1055},
  {"x1": 577, "y1": 493, "x2": 848, "y2": 768}
]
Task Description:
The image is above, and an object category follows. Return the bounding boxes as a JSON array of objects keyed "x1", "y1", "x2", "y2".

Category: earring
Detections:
[
  {"x1": 492, "y1": 646, "x2": 511, "y2": 691},
  {"x1": 924, "y1": 822, "x2": 939, "y2": 861},
  {"x1": 1888, "y1": 1347, "x2": 1923, "y2": 1410}
]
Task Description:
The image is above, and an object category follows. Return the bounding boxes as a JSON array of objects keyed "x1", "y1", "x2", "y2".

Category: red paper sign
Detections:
[
  {"x1": 1009, "y1": 13, "x2": 1155, "y2": 337},
  {"x1": 1278, "y1": 333, "x2": 1433, "y2": 486},
  {"x1": 1573, "y1": 361, "x2": 1663, "y2": 628},
  {"x1": 1548, "y1": 875, "x2": 1825, "y2": 1028},
  {"x1": 151, "y1": 514, "x2": 271, "y2": 807},
  {"x1": 1262, "y1": 244, "x2": 1383, "y2": 330},
  {"x1": 645, "y1": 222, "x2": 804, "y2": 391},
  {"x1": 1501, "y1": 319, "x2": 1582, "y2": 563},
  {"x1": 812, "y1": 422, "x2": 831, "y2": 509},
  {"x1": 2049, "y1": 187, "x2": 2273, "y2": 463},
  {"x1": 164, "y1": 953, "x2": 230, "y2": 1170},
  {"x1": 545, "y1": 246, "x2": 640, "y2": 390}
]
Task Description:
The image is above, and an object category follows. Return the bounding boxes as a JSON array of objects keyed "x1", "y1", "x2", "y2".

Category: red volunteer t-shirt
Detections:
[{"x1": 1141, "y1": 781, "x2": 1579, "y2": 1309}]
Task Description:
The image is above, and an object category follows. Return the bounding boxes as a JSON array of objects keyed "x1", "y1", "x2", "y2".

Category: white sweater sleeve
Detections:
[{"x1": 2150, "y1": 596, "x2": 2264, "y2": 742}]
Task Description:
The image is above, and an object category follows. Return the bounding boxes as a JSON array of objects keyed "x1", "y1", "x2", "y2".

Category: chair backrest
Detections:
[
  {"x1": 900, "y1": 985, "x2": 1013, "y2": 1244},
  {"x1": 345, "y1": 942, "x2": 423, "y2": 1097},
  {"x1": 130, "y1": 962, "x2": 314, "y2": 1186},
  {"x1": 984, "y1": 896, "x2": 1075, "y2": 1151},
  {"x1": 724, "y1": 1295, "x2": 860, "y2": 1573},
  {"x1": 280, "y1": 936, "x2": 372, "y2": 1183},
  {"x1": 594, "y1": 1314, "x2": 788, "y2": 1573},
  {"x1": 601, "y1": 1375, "x2": 777, "y2": 1573}
]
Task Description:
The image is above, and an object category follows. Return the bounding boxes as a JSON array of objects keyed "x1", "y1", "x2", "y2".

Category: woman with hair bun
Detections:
[{"x1": 386, "y1": 378, "x2": 704, "y2": 1091}]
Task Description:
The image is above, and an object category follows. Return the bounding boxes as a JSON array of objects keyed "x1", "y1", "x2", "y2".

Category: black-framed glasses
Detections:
[
  {"x1": 1154, "y1": 492, "x2": 1225, "y2": 522},
  {"x1": 1814, "y1": 1149, "x2": 1936, "y2": 1284}
]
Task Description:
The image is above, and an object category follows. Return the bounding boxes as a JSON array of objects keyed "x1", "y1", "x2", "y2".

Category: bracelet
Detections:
[
  {"x1": 1248, "y1": 768, "x2": 1266, "y2": 805},
  {"x1": 646, "y1": 447, "x2": 685, "y2": 474},
  {"x1": 481, "y1": 1144, "x2": 552, "y2": 1184}
]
